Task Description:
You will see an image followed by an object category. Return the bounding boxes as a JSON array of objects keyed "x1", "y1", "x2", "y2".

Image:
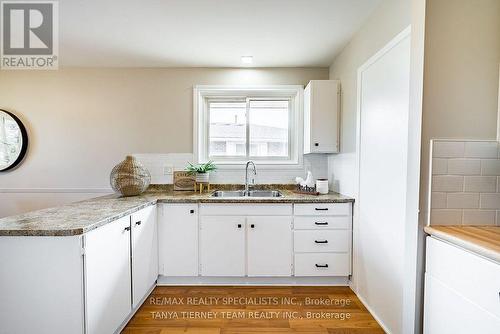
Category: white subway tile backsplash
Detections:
[
  {"x1": 431, "y1": 192, "x2": 447, "y2": 209},
  {"x1": 481, "y1": 159, "x2": 500, "y2": 176},
  {"x1": 464, "y1": 176, "x2": 497, "y2": 192},
  {"x1": 446, "y1": 193, "x2": 479, "y2": 209},
  {"x1": 430, "y1": 209, "x2": 462, "y2": 225},
  {"x1": 432, "y1": 141, "x2": 464, "y2": 158},
  {"x1": 480, "y1": 193, "x2": 500, "y2": 209},
  {"x1": 430, "y1": 140, "x2": 500, "y2": 226},
  {"x1": 463, "y1": 210, "x2": 496, "y2": 225},
  {"x1": 432, "y1": 176, "x2": 464, "y2": 192},
  {"x1": 432, "y1": 159, "x2": 448, "y2": 175},
  {"x1": 447, "y1": 159, "x2": 480, "y2": 175},
  {"x1": 464, "y1": 141, "x2": 498, "y2": 158},
  {"x1": 131, "y1": 153, "x2": 328, "y2": 185}
]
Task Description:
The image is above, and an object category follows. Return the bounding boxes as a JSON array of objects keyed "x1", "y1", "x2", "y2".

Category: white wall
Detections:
[
  {"x1": 327, "y1": 0, "x2": 425, "y2": 333},
  {"x1": 420, "y1": 0, "x2": 500, "y2": 230},
  {"x1": 0, "y1": 67, "x2": 328, "y2": 217},
  {"x1": 328, "y1": 0, "x2": 412, "y2": 196}
]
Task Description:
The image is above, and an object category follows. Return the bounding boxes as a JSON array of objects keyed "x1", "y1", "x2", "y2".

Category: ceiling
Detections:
[{"x1": 60, "y1": 0, "x2": 382, "y2": 67}]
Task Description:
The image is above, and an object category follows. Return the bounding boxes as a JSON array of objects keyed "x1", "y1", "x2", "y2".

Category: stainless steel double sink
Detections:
[{"x1": 211, "y1": 190, "x2": 283, "y2": 198}]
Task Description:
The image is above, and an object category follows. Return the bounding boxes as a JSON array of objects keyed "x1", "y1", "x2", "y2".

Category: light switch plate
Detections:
[{"x1": 163, "y1": 165, "x2": 174, "y2": 175}]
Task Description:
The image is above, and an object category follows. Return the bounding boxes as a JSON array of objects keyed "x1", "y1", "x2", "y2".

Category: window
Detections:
[{"x1": 194, "y1": 86, "x2": 303, "y2": 166}]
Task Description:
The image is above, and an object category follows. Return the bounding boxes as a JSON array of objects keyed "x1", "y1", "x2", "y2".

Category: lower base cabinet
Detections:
[
  {"x1": 423, "y1": 236, "x2": 500, "y2": 334},
  {"x1": 200, "y1": 216, "x2": 246, "y2": 276},
  {"x1": 247, "y1": 216, "x2": 292, "y2": 276},
  {"x1": 85, "y1": 215, "x2": 132, "y2": 334}
]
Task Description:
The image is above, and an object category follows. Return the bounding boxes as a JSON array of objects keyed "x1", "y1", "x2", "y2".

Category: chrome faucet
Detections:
[{"x1": 245, "y1": 161, "x2": 257, "y2": 194}]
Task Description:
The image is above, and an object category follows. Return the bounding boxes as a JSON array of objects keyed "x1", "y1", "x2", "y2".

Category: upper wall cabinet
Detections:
[{"x1": 304, "y1": 80, "x2": 340, "y2": 154}]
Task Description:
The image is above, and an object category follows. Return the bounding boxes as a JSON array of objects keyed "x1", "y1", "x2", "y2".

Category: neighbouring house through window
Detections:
[{"x1": 194, "y1": 85, "x2": 303, "y2": 166}]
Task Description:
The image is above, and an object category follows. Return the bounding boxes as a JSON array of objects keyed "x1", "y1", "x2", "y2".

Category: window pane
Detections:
[
  {"x1": 249, "y1": 100, "x2": 289, "y2": 157},
  {"x1": 209, "y1": 101, "x2": 246, "y2": 156}
]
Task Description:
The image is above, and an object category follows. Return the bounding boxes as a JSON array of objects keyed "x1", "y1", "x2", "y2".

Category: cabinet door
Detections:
[
  {"x1": 131, "y1": 205, "x2": 158, "y2": 308},
  {"x1": 200, "y1": 216, "x2": 245, "y2": 276},
  {"x1": 304, "y1": 80, "x2": 340, "y2": 154},
  {"x1": 158, "y1": 204, "x2": 198, "y2": 276},
  {"x1": 424, "y1": 273, "x2": 500, "y2": 334},
  {"x1": 247, "y1": 216, "x2": 292, "y2": 276},
  {"x1": 85, "y1": 216, "x2": 132, "y2": 334}
]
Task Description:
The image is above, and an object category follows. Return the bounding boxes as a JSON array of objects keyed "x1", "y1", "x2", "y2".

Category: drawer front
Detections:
[
  {"x1": 200, "y1": 204, "x2": 292, "y2": 216},
  {"x1": 426, "y1": 236, "x2": 500, "y2": 317},
  {"x1": 294, "y1": 203, "x2": 351, "y2": 216},
  {"x1": 294, "y1": 216, "x2": 351, "y2": 230},
  {"x1": 294, "y1": 230, "x2": 350, "y2": 253},
  {"x1": 294, "y1": 253, "x2": 350, "y2": 276}
]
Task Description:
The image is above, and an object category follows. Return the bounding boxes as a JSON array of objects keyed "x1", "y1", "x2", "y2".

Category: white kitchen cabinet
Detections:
[
  {"x1": 158, "y1": 204, "x2": 198, "y2": 276},
  {"x1": 85, "y1": 215, "x2": 132, "y2": 334},
  {"x1": 304, "y1": 80, "x2": 340, "y2": 154},
  {"x1": 247, "y1": 216, "x2": 292, "y2": 276},
  {"x1": 0, "y1": 236, "x2": 85, "y2": 334},
  {"x1": 423, "y1": 236, "x2": 500, "y2": 333},
  {"x1": 131, "y1": 205, "x2": 158, "y2": 308},
  {"x1": 200, "y1": 216, "x2": 246, "y2": 276}
]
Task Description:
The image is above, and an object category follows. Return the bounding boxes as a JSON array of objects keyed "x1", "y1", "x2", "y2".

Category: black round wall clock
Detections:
[{"x1": 0, "y1": 109, "x2": 28, "y2": 172}]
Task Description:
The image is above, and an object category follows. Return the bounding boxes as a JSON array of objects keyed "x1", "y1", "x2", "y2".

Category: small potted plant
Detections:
[{"x1": 186, "y1": 161, "x2": 217, "y2": 183}]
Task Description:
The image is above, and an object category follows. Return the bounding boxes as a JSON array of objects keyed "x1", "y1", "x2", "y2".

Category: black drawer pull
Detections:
[
  {"x1": 315, "y1": 264, "x2": 329, "y2": 268},
  {"x1": 135, "y1": 221, "x2": 142, "y2": 226},
  {"x1": 315, "y1": 222, "x2": 328, "y2": 225},
  {"x1": 314, "y1": 240, "x2": 328, "y2": 244},
  {"x1": 314, "y1": 143, "x2": 319, "y2": 147},
  {"x1": 315, "y1": 208, "x2": 329, "y2": 211},
  {"x1": 124, "y1": 226, "x2": 131, "y2": 232},
  {"x1": 250, "y1": 224, "x2": 255, "y2": 228},
  {"x1": 190, "y1": 209, "x2": 195, "y2": 214},
  {"x1": 237, "y1": 224, "x2": 242, "y2": 228}
]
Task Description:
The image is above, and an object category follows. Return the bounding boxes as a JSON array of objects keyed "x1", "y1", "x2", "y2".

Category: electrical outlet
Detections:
[{"x1": 163, "y1": 165, "x2": 174, "y2": 175}]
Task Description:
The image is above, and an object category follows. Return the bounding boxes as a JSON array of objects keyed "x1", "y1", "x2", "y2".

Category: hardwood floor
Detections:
[{"x1": 122, "y1": 286, "x2": 385, "y2": 333}]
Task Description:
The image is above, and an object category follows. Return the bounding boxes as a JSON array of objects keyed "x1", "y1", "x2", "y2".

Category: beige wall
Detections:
[
  {"x1": 0, "y1": 67, "x2": 328, "y2": 216},
  {"x1": 328, "y1": 0, "x2": 411, "y2": 195},
  {"x1": 420, "y1": 0, "x2": 500, "y2": 220}
]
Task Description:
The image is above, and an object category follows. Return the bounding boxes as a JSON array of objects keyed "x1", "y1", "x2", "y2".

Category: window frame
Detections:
[{"x1": 193, "y1": 85, "x2": 304, "y2": 169}]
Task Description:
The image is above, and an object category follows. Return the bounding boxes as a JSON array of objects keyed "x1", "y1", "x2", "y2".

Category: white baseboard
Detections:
[
  {"x1": 157, "y1": 276, "x2": 350, "y2": 286},
  {"x1": 354, "y1": 292, "x2": 392, "y2": 334}
]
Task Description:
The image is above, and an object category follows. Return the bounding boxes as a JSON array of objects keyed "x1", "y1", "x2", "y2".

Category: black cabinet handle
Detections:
[
  {"x1": 315, "y1": 264, "x2": 329, "y2": 268},
  {"x1": 190, "y1": 209, "x2": 195, "y2": 214},
  {"x1": 314, "y1": 240, "x2": 328, "y2": 244},
  {"x1": 124, "y1": 226, "x2": 131, "y2": 232},
  {"x1": 237, "y1": 224, "x2": 242, "y2": 228},
  {"x1": 315, "y1": 222, "x2": 328, "y2": 225},
  {"x1": 314, "y1": 143, "x2": 319, "y2": 147},
  {"x1": 315, "y1": 208, "x2": 329, "y2": 211},
  {"x1": 250, "y1": 224, "x2": 255, "y2": 228},
  {"x1": 135, "y1": 221, "x2": 142, "y2": 226}
]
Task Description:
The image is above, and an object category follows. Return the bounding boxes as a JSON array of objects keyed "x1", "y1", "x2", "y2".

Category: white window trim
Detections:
[{"x1": 193, "y1": 85, "x2": 304, "y2": 170}]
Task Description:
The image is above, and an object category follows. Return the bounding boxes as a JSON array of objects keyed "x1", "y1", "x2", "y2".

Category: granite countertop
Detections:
[
  {"x1": 0, "y1": 185, "x2": 354, "y2": 237},
  {"x1": 425, "y1": 225, "x2": 500, "y2": 263}
]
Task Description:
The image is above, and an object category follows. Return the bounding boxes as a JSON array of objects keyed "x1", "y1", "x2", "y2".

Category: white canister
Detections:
[{"x1": 316, "y1": 179, "x2": 329, "y2": 194}]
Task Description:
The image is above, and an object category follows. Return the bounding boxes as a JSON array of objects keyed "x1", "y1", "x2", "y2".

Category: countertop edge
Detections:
[
  {"x1": 424, "y1": 226, "x2": 500, "y2": 264},
  {"x1": 0, "y1": 195, "x2": 353, "y2": 237}
]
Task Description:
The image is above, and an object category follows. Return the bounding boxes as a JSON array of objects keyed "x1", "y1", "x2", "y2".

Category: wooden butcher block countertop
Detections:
[{"x1": 424, "y1": 225, "x2": 500, "y2": 263}]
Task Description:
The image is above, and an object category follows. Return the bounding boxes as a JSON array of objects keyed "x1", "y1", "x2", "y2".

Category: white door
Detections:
[
  {"x1": 356, "y1": 28, "x2": 411, "y2": 334},
  {"x1": 200, "y1": 216, "x2": 245, "y2": 276},
  {"x1": 131, "y1": 205, "x2": 158, "y2": 308},
  {"x1": 85, "y1": 215, "x2": 132, "y2": 334},
  {"x1": 247, "y1": 216, "x2": 292, "y2": 276},
  {"x1": 158, "y1": 204, "x2": 198, "y2": 276}
]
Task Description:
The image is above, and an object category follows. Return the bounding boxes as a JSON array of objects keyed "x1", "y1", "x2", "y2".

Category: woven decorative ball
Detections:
[{"x1": 110, "y1": 156, "x2": 151, "y2": 196}]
